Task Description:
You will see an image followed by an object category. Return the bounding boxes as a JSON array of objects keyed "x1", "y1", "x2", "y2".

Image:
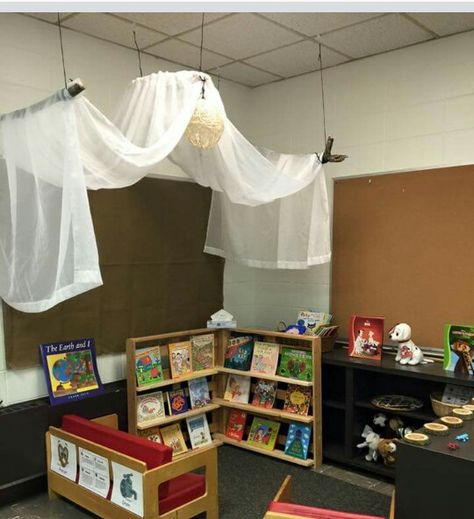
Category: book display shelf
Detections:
[
  {"x1": 321, "y1": 344, "x2": 474, "y2": 478},
  {"x1": 126, "y1": 328, "x2": 335, "y2": 469}
]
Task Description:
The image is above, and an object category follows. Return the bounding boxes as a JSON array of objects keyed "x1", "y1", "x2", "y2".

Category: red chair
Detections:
[
  {"x1": 264, "y1": 475, "x2": 393, "y2": 519},
  {"x1": 46, "y1": 414, "x2": 218, "y2": 518}
]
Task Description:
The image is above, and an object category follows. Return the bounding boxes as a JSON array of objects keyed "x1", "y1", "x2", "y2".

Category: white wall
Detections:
[
  {"x1": 0, "y1": 13, "x2": 250, "y2": 406},
  {"x1": 224, "y1": 29, "x2": 474, "y2": 330}
]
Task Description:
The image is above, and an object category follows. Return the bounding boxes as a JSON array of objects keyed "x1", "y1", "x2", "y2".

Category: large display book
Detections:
[{"x1": 126, "y1": 327, "x2": 334, "y2": 469}]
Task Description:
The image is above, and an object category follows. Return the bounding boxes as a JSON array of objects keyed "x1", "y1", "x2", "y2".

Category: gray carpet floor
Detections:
[{"x1": 0, "y1": 446, "x2": 391, "y2": 519}]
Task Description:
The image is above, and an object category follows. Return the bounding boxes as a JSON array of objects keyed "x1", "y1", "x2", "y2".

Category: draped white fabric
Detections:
[{"x1": 0, "y1": 70, "x2": 330, "y2": 312}]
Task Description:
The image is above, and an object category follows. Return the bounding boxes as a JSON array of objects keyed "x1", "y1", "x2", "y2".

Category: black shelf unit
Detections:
[{"x1": 322, "y1": 345, "x2": 474, "y2": 479}]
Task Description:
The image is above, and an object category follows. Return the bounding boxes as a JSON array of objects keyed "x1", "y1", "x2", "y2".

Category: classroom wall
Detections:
[
  {"x1": 223, "y1": 29, "x2": 474, "y2": 331},
  {"x1": 0, "y1": 13, "x2": 250, "y2": 406}
]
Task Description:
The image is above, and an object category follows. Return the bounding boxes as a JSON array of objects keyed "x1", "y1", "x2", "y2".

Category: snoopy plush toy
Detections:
[{"x1": 389, "y1": 323, "x2": 424, "y2": 365}]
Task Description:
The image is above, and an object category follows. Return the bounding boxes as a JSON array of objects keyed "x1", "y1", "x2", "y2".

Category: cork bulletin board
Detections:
[
  {"x1": 331, "y1": 164, "x2": 474, "y2": 349},
  {"x1": 4, "y1": 178, "x2": 224, "y2": 368}
]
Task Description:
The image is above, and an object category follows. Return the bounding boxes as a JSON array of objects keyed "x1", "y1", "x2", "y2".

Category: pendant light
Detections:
[
  {"x1": 317, "y1": 42, "x2": 347, "y2": 164},
  {"x1": 185, "y1": 13, "x2": 224, "y2": 149}
]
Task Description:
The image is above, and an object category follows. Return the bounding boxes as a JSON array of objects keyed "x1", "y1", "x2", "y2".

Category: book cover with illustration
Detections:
[
  {"x1": 282, "y1": 385, "x2": 312, "y2": 415},
  {"x1": 168, "y1": 341, "x2": 193, "y2": 378},
  {"x1": 186, "y1": 413, "x2": 212, "y2": 449},
  {"x1": 135, "y1": 346, "x2": 164, "y2": 387},
  {"x1": 40, "y1": 338, "x2": 103, "y2": 406},
  {"x1": 250, "y1": 341, "x2": 280, "y2": 375},
  {"x1": 348, "y1": 315, "x2": 384, "y2": 360},
  {"x1": 247, "y1": 417, "x2": 280, "y2": 451},
  {"x1": 251, "y1": 379, "x2": 277, "y2": 409},
  {"x1": 191, "y1": 334, "x2": 215, "y2": 371},
  {"x1": 223, "y1": 374, "x2": 251, "y2": 403},
  {"x1": 284, "y1": 423, "x2": 312, "y2": 460},
  {"x1": 297, "y1": 310, "x2": 332, "y2": 334},
  {"x1": 277, "y1": 348, "x2": 313, "y2": 381},
  {"x1": 167, "y1": 388, "x2": 189, "y2": 415},
  {"x1": 138, "y1": 426, "x2": 163, "y2": 444},
  {"x1": 188, "y1": 377, "x2": 211, "y2": 409},
  {"x1": 444, "y1": 324, "x2": 474, "y2": 375},
  {"x1": 225, "y1": 409, "x2": 247, "y2": 441},
  {"x1": 160, "y1": 423, "x2": 188, "y2": 456},
  {"x1": 137, "y1": 391, "x2": 165, "y2": 423},
  {"x1": 224, "y1": 336, "x2": 254, "y2": 371}
]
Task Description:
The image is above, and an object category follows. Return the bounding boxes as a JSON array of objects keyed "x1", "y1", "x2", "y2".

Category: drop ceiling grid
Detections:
[{"x1": 21, "y1": 12, "x2": 474, "y2": 88}]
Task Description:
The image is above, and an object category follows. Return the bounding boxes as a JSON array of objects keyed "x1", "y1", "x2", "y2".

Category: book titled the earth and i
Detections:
[{"x1": 40, "y1": 338, "x2": 104, "y2": 406}]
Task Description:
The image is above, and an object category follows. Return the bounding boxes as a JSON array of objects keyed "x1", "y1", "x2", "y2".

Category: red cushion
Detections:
[
  {"x1": 159, "y1": 473, "x2": 206, "y2": 515},
  {"x1": 61, "y1": 415, "x2": 173, "y2": 496},
  {"x1": 268, "y1": 501, "x2": 385, "y2": 519}
]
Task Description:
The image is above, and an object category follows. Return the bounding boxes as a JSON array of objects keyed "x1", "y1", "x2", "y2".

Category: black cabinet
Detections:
[{"x1": 322, "y1": 345, "x2": 474, "y2": 478}]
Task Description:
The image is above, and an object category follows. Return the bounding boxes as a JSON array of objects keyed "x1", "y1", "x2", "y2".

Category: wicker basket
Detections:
[{"x1": 430, "y1": 392, "x2": 461, "y2": 417}]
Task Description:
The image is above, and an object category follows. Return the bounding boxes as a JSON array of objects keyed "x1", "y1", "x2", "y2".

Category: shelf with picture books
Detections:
[
  {"x1": 213, "y1": 328, "x2": 332, "y2": 468},
  {"x1": 126, "y1": 327, "x2": 224, "y2": 464}
]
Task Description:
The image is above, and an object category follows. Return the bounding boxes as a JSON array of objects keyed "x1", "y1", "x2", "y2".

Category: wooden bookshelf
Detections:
[
  {"x1": 214, "y1": 433, "x2": 314, "y2": 467},
  {"x1": 137, "y1": 403, "x2": 221, "y2": 430},
  {"x1": 218, "y1": 366, "x2": 313, "y2": 387},
  {"x1": 136, "y1": 368, "x2": 219, "y2": 392},
  {"x1": 213, "y1": 397, "x2": 313, "y2": 424},
  {"x1": 126, "y1": 328, "x2": 332, "y2": 469}
]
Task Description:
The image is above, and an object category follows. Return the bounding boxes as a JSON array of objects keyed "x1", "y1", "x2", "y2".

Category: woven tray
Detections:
[{"x1": 371, "y1": 394, "x2": 423, "y2": 412}]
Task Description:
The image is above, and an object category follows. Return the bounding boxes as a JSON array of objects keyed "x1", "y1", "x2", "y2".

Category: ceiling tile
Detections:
[
  {"x1": 25, "y1": 13, "x2": 76, "y2": 23},
  {"x1": 261, "y1": 12, "x2": 383, "y2": 36},
  {"x1": 64, "y1": 13, "x2": 167, "y2": 49},
  {"x1": 146, "y1": 38, "x2": 231, "y2": 70},
  {"x1": 180, "y1": 13, "x2": 302, "y2": 59},
  {"x1": 211, "y1": 62, "x2": 280, "y2": 87},
  {"x1": 115, "y1": 12, "x2": 230, "y2": 36},
  {"x1": 320, "y1": 13, "x2": 433, "y2": 58},
  {"x1": 408, "y1": 13, "x2": 474, "y2": 36},
  {"x1": 245, "y1": 40, "x2": 349, "y2": 77}
]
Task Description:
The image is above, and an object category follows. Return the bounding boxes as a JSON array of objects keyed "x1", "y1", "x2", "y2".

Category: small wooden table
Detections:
[{"x1": 396, "y1": 416, "x2": 474, "y2": 518}]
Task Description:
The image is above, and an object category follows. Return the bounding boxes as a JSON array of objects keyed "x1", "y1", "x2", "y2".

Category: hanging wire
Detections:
[
  {"x1": 199, "y1": 13, "x2": 205, "y2": 71},
  {"x1": 132, "y1": 26, "x2": 144, "y2": 77},
  {"x1": 57, "y1": 13, "x2": 67, "y2": 88},
  {"x1": 318, "y1": 42, "x2": 328, "y2": 144}
]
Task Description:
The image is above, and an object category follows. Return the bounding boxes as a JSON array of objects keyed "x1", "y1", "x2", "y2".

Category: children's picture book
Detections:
[
  {"x1": 284, "y1": 423, "x2": 312, "y2": 460},
  {"x1": 160, "y1": 423, "x2": 188, "y2": 456},
  {"x1": 225, "y1": 409, "x2": 247, "y2": 441},
  {"x1": 135, "y1": 346, "x2": 164, "y2": 387},
  {"x1": 40, "y1": 338, "x2": 104, "y2": 406},
  {"x1": 188, "y1": 377, "x2": 211, "y2": 409},
  {"x1": 250, "y1": 341, "x2": 280, "y2": 375},
  {"x1": 348, "y1": 315, "x2": 384, "y2": 360},
  {"x1": 247, "y1": 417, "x2": 280, "y2": 451},
  {"x1": 137, "y1": 391, "x2": 165, "y2": 423},
  {"x1": 139, "y1": 426, "x2": 163, "y2": 444},
  {"x1": 186, "y1": 413, "x2": 212, "y2": 449},
  {"x1": 282, "y1": 385, "x2": 312, "y2": 416},
  {"x1": 277, "y1": 347, "x2": 313, "y2": 381},
  {"x1": 251, "y1": 379, "x2": 277, "y2": 409},
  {"x1": 224, "y1": 374, "x2": 251, "y2": 403},
  {"x1": 168, "y1": 341, "x2": 193, "y2": 378},
  {"x1": 444, "y1": 324, "x2": 474, "y2": 375},
  {"x1": 297, "y1": 310, "x2": 332, "y2": 334},
  {"x1": 191, "y1": 334, "x2": 215, "y2": 371},
  {"x1": 167, "y1": 388, "x2": 189, "y2": 415},
  {"x1": 224, "y1": 336, "x2": 254, "y2": 371}
]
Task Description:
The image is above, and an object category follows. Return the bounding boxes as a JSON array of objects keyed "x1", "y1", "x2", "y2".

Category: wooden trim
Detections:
[
  {"x1": 312, "y1": 337, "x2": 323, "y2": 469},
  {"x1": 136, "y1": 368, "x2": 219, "y2": 392},
  {"x1": 273, "y1": 475, "x2": 293, "y2": 503},
  {"x1": 235, "y1": 328, "x2": 316, "y2": 342},
  {"x1": 137, "y1": 403, "x2": 221, "y2": 429},
  {"x1": 128, "y1": 328, "x2": 211, "y2": 345},
  {"x1": 389, "y1": 491, "x2": 395, "y2": 519},
  {"x1": 218, "y1": 367, "x2": 313, "y2": 387}
]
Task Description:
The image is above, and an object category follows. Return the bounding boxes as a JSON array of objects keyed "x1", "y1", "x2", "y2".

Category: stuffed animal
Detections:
[
  {"x1": 373, "y1": 413, "x2": 387, "y2": 428},
  {"x1": 357, "y1": 425, "x2": 381, "y2": 462},
  {"x1": 389, "y1": 323, "x2": 425, "y2": 365},
  {"x1": 377, "y1": 438, "x2": 397, "y2": 466}
]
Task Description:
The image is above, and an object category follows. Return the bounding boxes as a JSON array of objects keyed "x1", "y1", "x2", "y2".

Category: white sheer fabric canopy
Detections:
[{"x1": 0, "y1": 71, "x2": 330, "y2": 312}]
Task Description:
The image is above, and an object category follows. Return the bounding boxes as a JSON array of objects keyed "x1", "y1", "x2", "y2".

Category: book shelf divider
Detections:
[{"x1": 126, "y1": 328, "x2": 325, "y2": 469}]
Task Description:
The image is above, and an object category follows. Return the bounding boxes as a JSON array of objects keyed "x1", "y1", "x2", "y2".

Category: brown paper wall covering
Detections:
[
  {"x1": 331, "y1": 165, "x2": 474, "y2": 349},
  {"x1": 4, "y1": 178, "x2": 223, "y2": 368}
]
